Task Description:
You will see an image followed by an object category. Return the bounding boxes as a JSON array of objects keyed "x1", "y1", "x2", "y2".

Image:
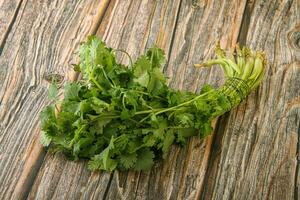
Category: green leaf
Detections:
[
  {"x1": 120, "y1": 109, "x2": 131, "y2": 120},
  {"x1": 122, "y1": 91, "x2": 138, "y2": 111},
  {"x1": 162, "y1": 130, "x2": 174, "y2": 158},
  {"x1": 62, "y1": 101, "x2": 80, "y2": 113},
  {"x1": 199, "y1": 122, "x2": 213, "y2": 138},
  {"x1": 143, "y1": 134, "x2": 157, "y2": 147},
  {"x1": 146, "y1": 46, "x2": 166, "y2": 68},
  {"x1": 40, "y1": 131, "x2": 52, "y2": 146},
  {"x1": 127, "y1": 138, "x2": 143, "y2": 153},
  {"x1": 174, "y1": 113, "x2": 195, "y2": 127},
  {"x1": 88, "y1": 116, "x2": 112, "y2": 135},
  {"x1": 152, "y1": 118, "x2": 167, "y2": 140},
  {"x1": 133, "y1": 56, "x2": 151, "y2": 87},
  {"x1": 48, "y1": 82, "x2": 58, "y2": 101},
  {"x1": 64, "y1": 83, "x2": 81, "y2": 101},
  {"x1": 78, "y1": 100, "x2": 92, "y2": 114},
  {"x1": 177, "y1": 128, "x2": 197, "y2": 144},
  {"x1": 200, "y1": 84, "x2": 214, "y2": 94},
  {"x1": 90, "y1": 97, "x2": 109, "y2": 114},
  {"x1": 134, "y1": 148, "x2": 154, "y2": 171},
  {"x1": 40, "y1": 105, "x2": 56, "y2": 125},
  {"x1": 73, "y1": 137, "x2": 94, "y2": 160},
  {"x1": 119, "y1": 152, "x2": 137, "y2": 169},
  {"x1": 88, "y1": 136, "x2": 117, "y2": 171},
  {"x1": 147, "y1": 68, "x2": 166, "y2": 95}
]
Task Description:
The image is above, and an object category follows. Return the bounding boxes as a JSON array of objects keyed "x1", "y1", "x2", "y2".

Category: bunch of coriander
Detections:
[{"x1": 40, "y1": 36, "x2": 265, "y2": 171}]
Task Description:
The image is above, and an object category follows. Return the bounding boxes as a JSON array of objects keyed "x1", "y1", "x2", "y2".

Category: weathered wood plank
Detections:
[
  {"x1": 0, "y1": 0, "x2": 110, "y2": 199},
  {"x1": 105, "y1": 0, "x2": 247, "y2": 199},
  {"x1": 202, "y1": 0, "x2": 300, "y2": 199},
  {"x1": 0, "y1": 0, "x2": 23, "y2": 53},
  {"x1": 102, "y1": 0, "x2": 182, "y2": 199},
  {"x1": 28, "y1": 0, "x2": 183, "y2": 199}
]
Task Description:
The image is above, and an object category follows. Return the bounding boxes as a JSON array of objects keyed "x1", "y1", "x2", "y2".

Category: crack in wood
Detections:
[
  {"x1": 164, "y1": 0, "x2": 183, "y2": 73},
  {"x1": 294, "y1": 113, "x2": 300, "y2": 200},
  {"x1": 103, "y1": 173, "x2": 114, "y2": 200},
  {"x1": 200, "y1": 114, "x2": 230, "y2": 200},
  {"x1": 237, "y1": 0, "x2": 256, "y2": 46},
  {"x1": 0, "y1": 0, "x2": 24, "y2": 56}
]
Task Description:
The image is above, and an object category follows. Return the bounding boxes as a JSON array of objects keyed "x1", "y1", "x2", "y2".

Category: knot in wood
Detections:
[{"x1": 288, "y1": 26, "x2": 300, "y2": 51}]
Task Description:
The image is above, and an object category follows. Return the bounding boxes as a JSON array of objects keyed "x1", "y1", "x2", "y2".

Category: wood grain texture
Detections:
[
  {"x1": 28, "y1": 0, "x2": 183, "y2": 199},
  {"x1": 105, "y1": 0, "x2": 247, "y2": 199},
  {"x1": 0, "y1": 0, "x2": 23, "y2": 53},
  {"x1": 202, "y1": 0, "x2": 300, "y2": 199},
  {"x1": 101, "y1": 0, "x2": 182, "y2": 199},
  {"x1": 1, "y1": 0, "x2": 298, "y2": 199},
  {"x1": 31, "y1": 0, "x2": 246, "y2": 199},
  {"x1": 0, "y1": 0, "x2": 110, "y2": 199}
]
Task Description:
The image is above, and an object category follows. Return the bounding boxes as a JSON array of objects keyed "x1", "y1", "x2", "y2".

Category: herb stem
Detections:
[{"x1": 85, "y1": 49, "x2": 104, "y2": 91}]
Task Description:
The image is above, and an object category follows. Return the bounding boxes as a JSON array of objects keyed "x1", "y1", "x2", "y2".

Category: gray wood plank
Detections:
[
  {"x1": 202, "y1": 0, "x2": 300, "y2": 199},
  {"x1": 28, "y1": 0, "x2": 182, "y2": 199},
  {"x1": 105, "y1": 0, "x2": 247, "y2": 199},
  {"x1": 0, "y1": 0, "x2": 110, "y2": 199},
  {"x1": 0, "y1": 0, "x2": 23, "y2": 53}
]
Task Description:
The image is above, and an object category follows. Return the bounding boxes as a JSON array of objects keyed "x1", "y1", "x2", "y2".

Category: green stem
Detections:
[
  {"x1": 100, "y1": 65, "x2": 115, "y2": 87},
  {"x1": 85, "y1": 50, "x2": 104, "y2": 91},
  {"x1": 114, "y1": 49, "x2": 134, "y2": 67},
  {"x1": 128, "y1": 89, "x2": 166, "y2": 100},
  {"x1": 136, "y1": 90, "x2": 215, "y2": 123},
  {"x1": 153, "y1": 90, "x2": 214, "y2": 115}
]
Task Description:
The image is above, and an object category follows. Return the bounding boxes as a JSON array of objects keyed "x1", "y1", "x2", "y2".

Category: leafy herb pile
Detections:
[{"x1": 40, "y1": 36, "x2": 265, "y2": 171}]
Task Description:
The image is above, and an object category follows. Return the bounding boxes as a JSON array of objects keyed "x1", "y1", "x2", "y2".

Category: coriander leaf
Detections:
[
  {"x1": 120, "y1": 109, "x2": 131, "y2": 120},
  {"x1": 40, "y1": 131, "x2": 52, "y2": 147},
  {"x1": 40, "y1": 105, "x2": 56, "y2": 126},
  {"x1": 88, "y1": 136, "x2": 117, "y2": 171},
  {"x1": 48, "y1": 82, "x2": 58, "y2": 101},
  {"x1": 134, "y1": 148, "x2": 154, "y2": 171},
  {"x1": 90, "y1": 97, "x2": 109, "y2": 114},
  {"x1": 199, "y1": 122, "x2": 213, "y2": 138},
  {"x1": 88, "y1": 155, "x2": 117, "y2": 171},
  {"x1": 147, "y1": 67, "x2": 166, "y2": 95},
  {"x1": 119, "y1": 152, "x2": 137, "y2": 169},
  {"x1": 152, "y1": 118, "x2": 167, "y2": 140},
  {"x1": 174, "y1": 113, "x2": 195, "y2": 127},
  {"x1": 88, "y1": 116, "x2": 112, "y2": 135},
  {"x1": 162, "y1": 129, "x2": 175, "y2": 158},
  {"x1": 200, "y1": 84, "x2": 214, "y2": 94},
  {"x1": 142, "y1": 133, "x2": 157, "y2": 147},
  {"x1": 122, "y1": 91, "x2": 138, "y2": 111},
  {"x1": 78, "y1": 100, "x2": 92, "y2": 114},
  {"x1": 176, "y1": 128, "x2": 197, "y2": 144},
  {"x1": 146, "y1": 46, "x2": 166, "y2": 68},
  {"x1": 127, "y1": 138, "x2": 143, "y2": 153},
  {"x1": 113, "y1": 134, "x2": 129, "y2": 153},
  {"x1": 133, "y1": 56, "x2": 151, "y2": 87},
  {"x1": 64, "y1": 83, "x2": 81, "y2": 101},
  {"x1": 73, "y1": 137, "x2": 93, "y2": 160},
  {"x1": 62, "y1": 101, "x2": 80, "y2": 113}
]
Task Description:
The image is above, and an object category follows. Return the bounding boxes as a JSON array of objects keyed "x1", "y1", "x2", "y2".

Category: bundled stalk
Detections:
[{"x1": 41, "y1": 36, "x2": 265, "y2": 171}]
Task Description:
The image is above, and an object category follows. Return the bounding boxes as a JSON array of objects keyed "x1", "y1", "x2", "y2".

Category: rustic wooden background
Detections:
[{"x1": 0, "y1": 0, "x2": 299, "y2": 199}]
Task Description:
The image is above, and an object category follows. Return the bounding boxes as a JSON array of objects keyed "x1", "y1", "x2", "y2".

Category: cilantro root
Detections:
[{"x1": 40, "y1": 36, "x2": 265, "y2": 171}]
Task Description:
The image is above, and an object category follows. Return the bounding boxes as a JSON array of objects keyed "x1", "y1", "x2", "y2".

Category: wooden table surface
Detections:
[{"x1": 0, "y1": 0, "x2": 299, "y2": 199}]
